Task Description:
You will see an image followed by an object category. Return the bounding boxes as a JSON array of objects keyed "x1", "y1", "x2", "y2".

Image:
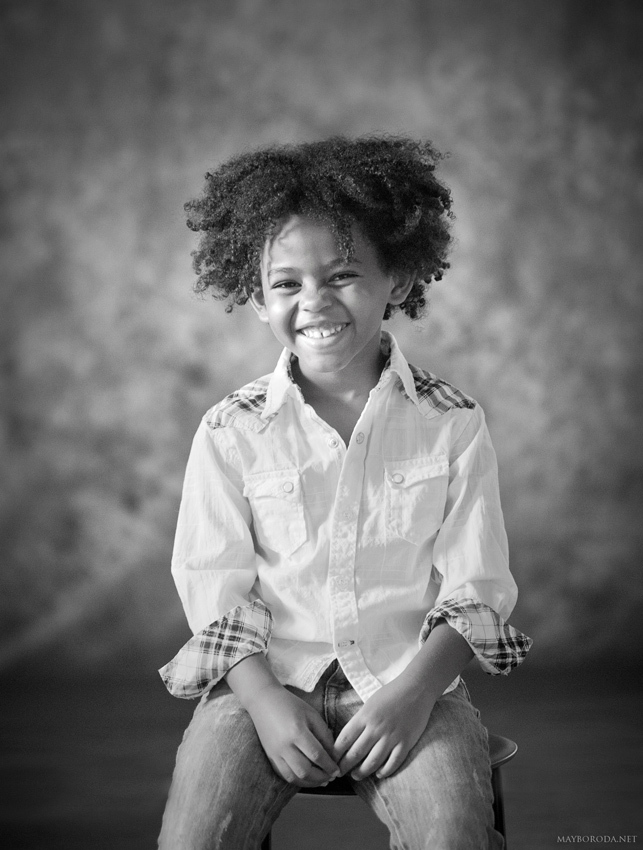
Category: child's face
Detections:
[{"x1": 251, "y1": 215, "x2": 412, "y2": 385}]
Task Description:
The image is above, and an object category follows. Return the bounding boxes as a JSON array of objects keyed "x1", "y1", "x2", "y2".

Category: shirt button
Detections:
[
  {"x1": 337, "y1": 639, "x2": 355, "y2": 648},
  {"x1": 391, "y1": 472, "x2": 405, "y2": 484},
  {"x1": 282, "y1": 481, "x2": 294, "y2": 493},
  {"x1": 355, "y1": 432, "x2": 365, "y2": 444},
  {"x1": 342, "y1": 511, "x2": 352, "y2": 520},
  {"x1": 328, "y1": 438, "x2": 339, "y2": 448},
  {"x1": 336, "y1": 576, "x2": 350, "y2": 589}
]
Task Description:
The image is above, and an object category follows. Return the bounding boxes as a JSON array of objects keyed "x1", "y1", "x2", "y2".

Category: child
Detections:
[{"x1": 158, "y1": 136, "x2": 531, "y2": 849}]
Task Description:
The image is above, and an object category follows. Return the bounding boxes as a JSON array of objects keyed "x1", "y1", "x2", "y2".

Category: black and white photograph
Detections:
[{"x1": 1, "y1": 2, "x2": 642, "y2": 848}]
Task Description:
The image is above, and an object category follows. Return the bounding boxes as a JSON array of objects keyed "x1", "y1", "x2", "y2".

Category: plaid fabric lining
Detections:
[
  {"x1": 420, "y1": 597, "x2": 532, "y2": 675},
  {"x1": 158, "y1": 601, "x2": 273, "y2": 699},
  {"x1": 206, "y1": 379, "x2": 270, "y2": 431},
  {"x1": 408, "y1": 365, "x2": 476, "y2": 413}
]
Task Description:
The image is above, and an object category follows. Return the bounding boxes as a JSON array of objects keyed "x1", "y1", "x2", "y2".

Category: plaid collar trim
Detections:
[{"x1": 379, "y1": 332, "x2": 476, "y2": 416}]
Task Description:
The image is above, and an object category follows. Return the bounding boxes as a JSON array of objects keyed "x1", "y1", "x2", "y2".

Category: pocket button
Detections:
[
  {"x1": 391, "y1": 472, "x2": 405, "y2": 484},
  {"x1": 282, "y1": 481, "x2": 294, "y2": 493}
]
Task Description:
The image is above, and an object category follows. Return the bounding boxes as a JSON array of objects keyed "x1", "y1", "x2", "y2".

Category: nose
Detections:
[{"x1": 299, "y1": 281, "x2": 333, "y2": 312}]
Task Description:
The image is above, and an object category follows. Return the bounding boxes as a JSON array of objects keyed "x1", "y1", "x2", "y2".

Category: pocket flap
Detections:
[
  {"x1": 385, "y1": 455, "x2": 448, "y2": 487},
  {"x1": 243, "y1": 469, "x2": 302, "y2": 501}
]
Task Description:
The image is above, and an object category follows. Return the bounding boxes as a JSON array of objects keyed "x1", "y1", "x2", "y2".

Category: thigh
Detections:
[
  {"x1": 349, "y1": 681, "x2": 504, "y2": 850},
  {"x1": 158, "y1": 682, "x2": 298, "y2": 850}
]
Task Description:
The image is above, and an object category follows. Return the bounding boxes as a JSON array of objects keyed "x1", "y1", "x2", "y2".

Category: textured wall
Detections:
[{"x1": 1, "y1": 0, "x2": 642, "y2": 672}]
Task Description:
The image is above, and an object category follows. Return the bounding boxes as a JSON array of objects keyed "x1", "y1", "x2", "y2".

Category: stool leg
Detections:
[
  {"x1": 491, "y1": 766, "x2": 506, "y2": 845},
  {"x1": 261, "y1": 830, "x2": 272, "y2": 850}
]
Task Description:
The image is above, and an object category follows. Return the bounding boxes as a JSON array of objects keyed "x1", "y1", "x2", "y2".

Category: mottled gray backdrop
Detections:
[{"x1": 1, "y1": 0, "x2": 642, "y2": 675}]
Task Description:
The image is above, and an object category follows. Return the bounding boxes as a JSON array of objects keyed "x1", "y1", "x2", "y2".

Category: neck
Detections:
[{"x1": 293, "y1": 351, "x2": 386, "y2": 407}]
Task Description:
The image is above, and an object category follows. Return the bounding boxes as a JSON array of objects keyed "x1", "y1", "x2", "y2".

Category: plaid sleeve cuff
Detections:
[
  {"x1": 158, "y1": 600, "x2": 273, "y2": 699},
  {"x1": 420, "y1": 597, "x2": 532, "y2": 675}
]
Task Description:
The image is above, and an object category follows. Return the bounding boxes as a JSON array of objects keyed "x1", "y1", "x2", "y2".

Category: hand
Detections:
[
  {"x1": 332, "y1": 677, "x2": 436, "y2": 781},
  {"x1": 245, "y1": 682, "x2": 340, "y2": 787}
]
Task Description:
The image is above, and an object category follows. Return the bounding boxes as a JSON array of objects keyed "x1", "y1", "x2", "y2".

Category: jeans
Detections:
[{"x1": 158, "y1": 662, "x2": 504, "y2": 849}]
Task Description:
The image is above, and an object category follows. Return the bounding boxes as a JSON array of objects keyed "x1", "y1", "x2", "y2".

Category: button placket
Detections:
[{"x1": 327, "y1": 403, "x2": 375, "y2": 675}]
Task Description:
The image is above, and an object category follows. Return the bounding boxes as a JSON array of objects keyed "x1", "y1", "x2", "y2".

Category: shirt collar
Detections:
[
  {"x1": 378, "y1": 331, "x2": 421, "y2": 407},
  {"x1": 262, "y1": 330, "x2": 421, "y2": 419},
  {"x1": 262, "y1": 347, "x2": 300, "y2": 419}
]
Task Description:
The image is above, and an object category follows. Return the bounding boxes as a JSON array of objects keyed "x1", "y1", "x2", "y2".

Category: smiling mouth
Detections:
[{"x1": 297, "y1": 323, "x2": 348, "y2": 340}]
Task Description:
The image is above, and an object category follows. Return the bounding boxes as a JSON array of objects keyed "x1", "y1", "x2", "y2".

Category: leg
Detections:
[
  {"x1": 158, "y1": 682, "x2": 298, "y2": 850},
  {"x1": 333, "y1": 679, "x2": 504, "y2": 850}
]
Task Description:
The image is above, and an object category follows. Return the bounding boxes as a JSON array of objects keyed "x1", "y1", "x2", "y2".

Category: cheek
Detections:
[{"x1": 267, "y1": 302, "x2": 294, "y2": 333}]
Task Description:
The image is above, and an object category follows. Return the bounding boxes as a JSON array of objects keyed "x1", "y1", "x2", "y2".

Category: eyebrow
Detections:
[
  {"x1": 267, "y1": 258, "x2": 363, "y2": 277},
  {"x1": 267, "y1": 266, "x2": 298, "y2": 277}
]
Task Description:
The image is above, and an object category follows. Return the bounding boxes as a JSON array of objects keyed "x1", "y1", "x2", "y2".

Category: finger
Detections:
[
  {"x1": 332, "y1": 717, "x2": 364, "y2": 762},
  {"x1": 338, "y1": 730, "x2": 373, "y2": 776},
  {"x1": 375, "y1": 743, "x2": 408, "y2": 779},
  {"x1": 350, "y1": 740, "x2": 390, "y2": 781},
  {"x1": 298, "y1": 731, "x2": 340, "y2": 778},
  {"x1": 306, "y1": 713, "x2": 340, "y2": 766},
  {"x1": 273, "y1": 757, "x2": 297, "y2": 785},
  {"x1": 282, "y1": 743, "x2": 339, "y2": 787}
]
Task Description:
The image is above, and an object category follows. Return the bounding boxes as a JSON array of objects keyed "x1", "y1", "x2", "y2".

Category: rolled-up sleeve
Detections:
[
  {"x1": 159, "y1": 601, "x2": 273, "y2": 698},
  {"x1": 421, "y1": 405, "x2": 532, "y2": 674},
  {"x1": 158, "y1": 419, "x2": 272, "y2": 698}
]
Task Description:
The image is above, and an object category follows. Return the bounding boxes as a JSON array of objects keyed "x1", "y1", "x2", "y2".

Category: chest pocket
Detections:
[
  {"x1": 385, "y1": 455, "x2": 449, "y2": 545},
  {"x1": 243, "y1": 470, "x2": 307, "y2": 557}
]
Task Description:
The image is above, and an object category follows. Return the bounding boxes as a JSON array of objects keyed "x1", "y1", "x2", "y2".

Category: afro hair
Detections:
[{"x1": 185, "y1": 135, "x2": 454, "y2": 319}]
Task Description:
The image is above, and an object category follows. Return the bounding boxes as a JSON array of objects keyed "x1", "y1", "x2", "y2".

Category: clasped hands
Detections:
[{"x1": 246, "y1": 676, "x2": 436, "y2": 788}]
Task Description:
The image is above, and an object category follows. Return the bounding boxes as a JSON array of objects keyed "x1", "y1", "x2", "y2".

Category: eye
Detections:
[
  {"x1": 271, "y1": 279, "x2": 300, "y2": 290},
  {"x1": 330, "y1": 271, "x2": 359, "y2": 283}
]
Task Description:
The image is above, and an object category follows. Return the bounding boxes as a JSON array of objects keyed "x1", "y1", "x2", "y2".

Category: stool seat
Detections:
[{"x1": 262, "y1": 733, "x2": 517, "y2": 848}]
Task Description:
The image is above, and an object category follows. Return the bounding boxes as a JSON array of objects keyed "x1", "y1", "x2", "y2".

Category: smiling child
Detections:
[{"x1": 158, "y1": 136, "x2": 531, "y2": 849}]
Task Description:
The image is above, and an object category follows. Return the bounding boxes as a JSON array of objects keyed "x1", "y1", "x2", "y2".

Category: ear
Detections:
[
  {"x1": 387, "y1": 272, "x2": 416, "y2": 306},
  {"x1": 249, "y1": 286, "x2": 270, "y2": 323}
]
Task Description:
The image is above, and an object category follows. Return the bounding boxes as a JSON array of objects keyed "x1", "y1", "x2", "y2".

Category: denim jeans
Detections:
[{"x1": 158, "y1": 663, "x2": 504, "y2": 849}]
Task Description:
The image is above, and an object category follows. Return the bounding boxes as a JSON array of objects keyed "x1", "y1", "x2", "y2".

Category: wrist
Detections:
[
  {"x1": 394, "y1": 664, "x2": 441, "y2": 706},
  {"x1": 225, "y1": 652, "x2": 284, "y2": 712},
  {"x1": 243, "y1": 677, "x2": 287, "y2": 715}
]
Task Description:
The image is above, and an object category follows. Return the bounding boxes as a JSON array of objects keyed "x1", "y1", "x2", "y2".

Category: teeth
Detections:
[{"x1": 300, "y1": 324, "x2": 346, "y2": 339}]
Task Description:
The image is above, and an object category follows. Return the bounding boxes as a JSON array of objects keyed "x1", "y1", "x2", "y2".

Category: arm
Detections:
[
  {"x1": 335, "y1": 405, "x2": 531, "y2": 780},
  {"x1": 226, "y1": 654, "x2": 340, "y2": 787},
  {"x1": 332, "y1": 620, "x2": 473, "y2": 780},
  {"x1": 159, "y1": 420, "x2": 272, "y2": 698},
  {"x1": 426, "y1": 404, "x2": 532, "y2": 673},
  {"x1": 160, "y1": 420, "x2": 339, "y2": 786}
]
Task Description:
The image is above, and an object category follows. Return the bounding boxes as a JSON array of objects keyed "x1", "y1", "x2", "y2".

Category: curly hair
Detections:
[{"x1": 185, "y1": 136, "x2": 454, "y2": 319}]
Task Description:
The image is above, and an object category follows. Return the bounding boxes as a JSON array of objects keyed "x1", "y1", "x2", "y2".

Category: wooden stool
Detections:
[{"x1": 261, "y1": 733, "x2": 517, "y2": 849}]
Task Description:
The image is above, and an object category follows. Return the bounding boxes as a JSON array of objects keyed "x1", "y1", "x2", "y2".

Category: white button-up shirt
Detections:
[{"x1": 160, "y1": 333, "x2": 531, "y2": 701}]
